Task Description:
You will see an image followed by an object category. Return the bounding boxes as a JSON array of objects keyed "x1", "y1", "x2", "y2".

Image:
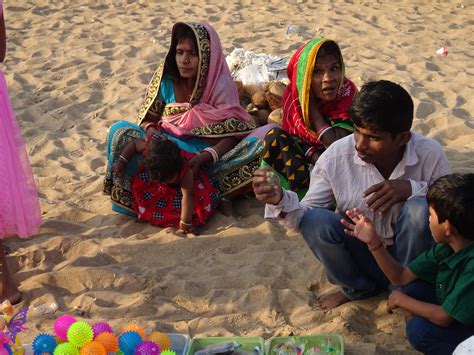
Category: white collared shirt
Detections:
[{"x1": 265, "y1": 133, "x2": 451, "y2": 241}]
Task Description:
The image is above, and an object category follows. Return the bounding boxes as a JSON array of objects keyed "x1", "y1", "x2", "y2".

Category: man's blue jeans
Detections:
[
  {"x1": 299, "y1": 198, "x2": 433, "y2": 300},
  {"x1": 403, "y1": 281, "x2": 474, "y2": 355}
]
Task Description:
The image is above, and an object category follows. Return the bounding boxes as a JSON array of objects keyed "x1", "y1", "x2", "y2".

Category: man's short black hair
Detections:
[
  {"x1": 350, "y1": 80, "x2": 413, "y2": 134},
  {"x1": 427, "y1": 173, "x2": 474, "y2": 240}
]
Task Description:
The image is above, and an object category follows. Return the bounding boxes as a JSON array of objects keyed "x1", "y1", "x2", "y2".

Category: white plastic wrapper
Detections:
[{"x1": 226, "y1": 48, "x2": 288, "y2": 85}]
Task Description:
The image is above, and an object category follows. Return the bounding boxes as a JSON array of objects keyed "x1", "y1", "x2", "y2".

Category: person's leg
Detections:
[
  {"x1": 401, "y1": 280, "x2": 474, "y2": 354},
  {"x1": 407, "y1": 316, "x2": 474, "y2": 355},
  {"x1": 300, "y1": 208, "x2": 388, "y2": 307},
  {"x1": 0, "y1": 240, "x2": 21, "y2": 304},
  {"x1": 393, "y1": 197, "x2": 434, "y2": 266}
]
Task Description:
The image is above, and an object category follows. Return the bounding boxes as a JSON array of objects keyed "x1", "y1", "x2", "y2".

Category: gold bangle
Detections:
[
  {"x1": 118, "y1": 155, "x2": 128, "y2": 164},
  {"x1": 180, "y1": 220, "x2": 192, "y2": 226}
]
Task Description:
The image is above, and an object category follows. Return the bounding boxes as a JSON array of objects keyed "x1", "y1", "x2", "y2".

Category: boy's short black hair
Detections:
[
  {"x1": 427, "y1": 173, "x2": 474, "y2": 240},
  {"x1": 142, "y1": 138, "x2": 182, "y2": 183},
  {"x1": 349, "y1": 80, "x2": 413, "y2": 134}
]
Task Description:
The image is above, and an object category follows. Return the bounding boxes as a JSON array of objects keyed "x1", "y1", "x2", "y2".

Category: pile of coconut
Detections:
[{"x1": 235, "y1": 80, "x2": 288, "y2": 127}]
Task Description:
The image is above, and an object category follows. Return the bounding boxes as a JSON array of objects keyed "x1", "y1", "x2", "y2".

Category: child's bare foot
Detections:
[{"x1": 315, "y1": 290, "x2": 350, "y2": 309}]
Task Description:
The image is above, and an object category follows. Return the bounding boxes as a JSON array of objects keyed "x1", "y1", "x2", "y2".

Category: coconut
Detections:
[
  {"x1": 265, "y1": 91, "x2": 283, "y2": 111},
  {"x1": 267, "y1": 108, "x2": 283, "y2": 126},
  {"x1": 268, "y1": 81, "x2": 286, "y2": 97},
  {"x1": 243, "y1": 83, "x2": 266, "y2": 98},
  {"x1": 252, "y1": 91, "x2": 269, "y2": 109},
  {"x1": 255, "y1": 109, "x2": 271, "y2": 126}
]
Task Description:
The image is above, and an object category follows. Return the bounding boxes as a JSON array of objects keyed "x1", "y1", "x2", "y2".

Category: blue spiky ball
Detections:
[
  {"x1": 118, "y1": 331, "x2": 142, "y2": 355},
  {"x1": 33, "y1": 333, "x2": 58, "y2": 354}
]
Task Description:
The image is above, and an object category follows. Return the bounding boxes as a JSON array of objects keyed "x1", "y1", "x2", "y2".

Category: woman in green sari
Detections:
[{"x1": 261, "y1": 38, "x2": 357, "y2": 199}]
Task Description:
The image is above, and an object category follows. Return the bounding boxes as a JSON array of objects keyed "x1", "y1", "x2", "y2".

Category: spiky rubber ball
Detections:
[
  {"x1": 148, "y1": 332, "x2": 170, "y2": 350},
  {"x1": 118, "y1": 331, "x2": 142, "y2": 355},
  {"x1": 95, "y1": 332, "x2": 119, "y2": 353},
  {"x1": 33, "y1": 333, "x2": 58, "y2": 354},
  {"x1": 67, "y1": 321, "x2": 94, "y2": 348},
  {"x1": 53, "y1": 342, "x2": 80, "y2": 355},
  {"x1": 79, "y1": 341, "x2": 107, "y2": 355},
  {"x1": 92, "y1": 322, "x2": 113, "y2": 339},
  {"x1": 122, "y1": 324, "x2": 145, "y2": 340},
  {"x1": 54, "y1": 315, "x2": 77, "y2": 341},
  {"x1": 135, "y1": 341, "x2": 161, "y2": 355}
]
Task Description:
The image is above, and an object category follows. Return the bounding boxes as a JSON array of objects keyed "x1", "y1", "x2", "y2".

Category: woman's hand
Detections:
[
  {"x1": 112, "y1": 160, "x2": 125, "y2": 176},
  {"x1": 252, "y1": 166, "x2": 283, "y2": 205},
  {"x1": 189, "y1": 151, "x2": 212, "y2": 176},
  {"x1": 340, "y1": 208, "x2": 382, "y2": 249}
]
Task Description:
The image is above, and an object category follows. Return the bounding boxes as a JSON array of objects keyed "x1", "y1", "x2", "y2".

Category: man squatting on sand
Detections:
[{"x1": 253, "y1": 80, "x2": 451, "y2": 309}]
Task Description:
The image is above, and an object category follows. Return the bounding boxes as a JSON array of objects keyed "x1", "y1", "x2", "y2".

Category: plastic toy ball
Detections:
[
  {"x1": 92, "y1": 322, "x2": 113, "y2": 339},
  {"x1": 148, "y1": 332, "x2": 171, "y2": 350},
  {"x1": 135, "y1": 341, "x2": 161, "y2": 355},
  {"x1": 67, "y1": 321, "x2": 94, "y2": 348},
  {"x1": 95, "y1": 332, "x2": 119, "y2": 353},
  {"x1": 53, "y1": 342, "x2": 80, "y2": 355},
  {"x1": 122, "y1": 324, "x2": 146, "y2": 340},
  {"x1": 80, "y1": 341, "x2": 107, "y2": 355},
  {"x1": 54, "y1": 315, "x2": 77, "y2": 341},
  {"x1": 118, "y1": 331, "x2": 142, "y2": 355},
  {"x1": 33, "y1": 333, "x2": 58, "y2": 354},
  {"x1": 160, "y1": 350, "x2": 176, "y2": 355}
]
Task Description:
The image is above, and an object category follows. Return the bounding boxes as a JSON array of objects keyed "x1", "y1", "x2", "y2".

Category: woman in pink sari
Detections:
[{"x1": 104, "y1": 22, "x2": 267, "y2": 225}]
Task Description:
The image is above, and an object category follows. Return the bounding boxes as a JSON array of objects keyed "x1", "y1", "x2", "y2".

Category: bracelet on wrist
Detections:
[
  {"x1": 118, "y1": 155, "x2": 129, "y2": 164},
  {"x1": 317, "y1": 125, "x2": 333, "y2": 142},
  {"x1": 179, "y1": 220, "x2": 192, "y2": 227}
]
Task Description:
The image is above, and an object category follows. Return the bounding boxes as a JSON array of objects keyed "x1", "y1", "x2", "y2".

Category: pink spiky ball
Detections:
[{"x1": 54, "y1": 315, "x2": 77, "y2": 341}]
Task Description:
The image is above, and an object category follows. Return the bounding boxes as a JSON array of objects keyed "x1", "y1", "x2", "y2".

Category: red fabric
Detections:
[
  {"x1": 281, "y1": 44, "x2": 357, "y2": 147},
  {"x1": 132, "y1": 151, "x2": 218, "y2": 228}
]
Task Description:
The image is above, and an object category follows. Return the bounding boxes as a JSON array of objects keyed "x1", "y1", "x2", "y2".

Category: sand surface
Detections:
[{"x1": 3, "y1": 1, "x2": 473, "y2": 354}]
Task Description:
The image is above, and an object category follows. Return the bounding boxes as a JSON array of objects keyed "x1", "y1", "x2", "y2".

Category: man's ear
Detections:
[{"x1": 398, "y1": 131, "x2": 412, "y2": 146}]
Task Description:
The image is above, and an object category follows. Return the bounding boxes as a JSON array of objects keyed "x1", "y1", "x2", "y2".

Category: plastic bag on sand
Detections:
[{"x1": 226, "y1": 48, "x2": 288, "y2": 85}]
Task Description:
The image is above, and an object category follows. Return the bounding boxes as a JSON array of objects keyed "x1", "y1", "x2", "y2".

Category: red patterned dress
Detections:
[{"x1": 131, "y1": 151, "x2": 219, "y2": 228}]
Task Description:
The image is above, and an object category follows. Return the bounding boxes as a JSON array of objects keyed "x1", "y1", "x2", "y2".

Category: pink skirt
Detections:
[{"x1": 0, "y1": 70, "x2": 41, "y2": 238}]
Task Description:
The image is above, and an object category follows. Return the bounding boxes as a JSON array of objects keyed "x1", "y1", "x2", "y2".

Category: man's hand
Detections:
[
  {"x1": 252, "y1": 166, "x2": 283, "y2": 205},
  {"x1": 340, "y1": 208, "x2": 381, "y2": 249},
  {"x1": 363, "y1": 180, "x2": 411, "y2": 214}
]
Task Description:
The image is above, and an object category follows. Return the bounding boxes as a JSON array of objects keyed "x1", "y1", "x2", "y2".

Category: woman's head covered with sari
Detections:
[
  {"x1": 137, "y1": 22, "x2": 253, "y2": 138},
  {"x1": 282, "y1": 38, "x2": 357, "y2": 146}
]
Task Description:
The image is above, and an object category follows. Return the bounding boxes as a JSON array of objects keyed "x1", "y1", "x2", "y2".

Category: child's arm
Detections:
[
  {"x1": 341, "y1": 208, "x2": 417, "y2": 286},
  {"x1": 388, "y1": 290, "x2": 454, "y2": 327},
  {"x1": 179, "y1": 168, "x2": 195, "y2": 234},
  {"x1": 112, "y1": 139, "x2": 145, "y2": 175}
]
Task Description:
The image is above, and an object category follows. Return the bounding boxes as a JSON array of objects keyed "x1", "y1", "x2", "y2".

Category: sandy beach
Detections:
[{"x1": 3, "y1": 1, "x2": 474, "y2": 353}]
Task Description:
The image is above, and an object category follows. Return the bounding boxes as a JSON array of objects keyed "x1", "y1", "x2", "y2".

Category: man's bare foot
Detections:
[{"x1": 315, "y1": 290, "x2": 350, "y2": 309}]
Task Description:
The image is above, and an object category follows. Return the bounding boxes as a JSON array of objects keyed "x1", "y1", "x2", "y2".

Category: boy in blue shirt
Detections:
[{"x1": 341, "y1": 173, "x2": 474, "y2": 354}]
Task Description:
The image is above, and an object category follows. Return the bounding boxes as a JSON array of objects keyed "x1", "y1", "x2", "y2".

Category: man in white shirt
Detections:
[{"x1": 253, "y1": 80, "x2": 451, "y2": 309}]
